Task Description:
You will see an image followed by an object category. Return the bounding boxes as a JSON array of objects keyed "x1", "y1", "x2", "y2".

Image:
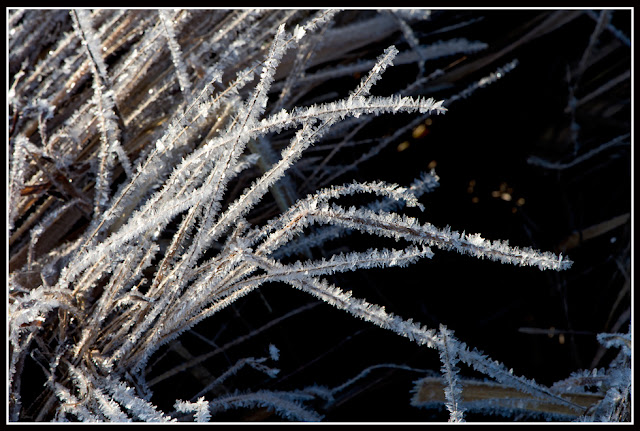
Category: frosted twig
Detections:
[
  {"x1": 71, "y1": 9, "x2": 131, "y2": 216},
  {"x1": 207, "y1": 390, "x2": 323, "y2": 421},
  {"x1": 159, "y1": 9, "x2": 192, "y2": 96},
  {"x1": 528, "y1": 133, "x2": 630, "y2": 170},
  {"x1": 437, "y1": 325, "x2": 466, "y2": 422}
]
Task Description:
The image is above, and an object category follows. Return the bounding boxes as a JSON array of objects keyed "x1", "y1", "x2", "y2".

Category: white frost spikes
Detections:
[
  {"x1": 308, "y1": 204, "x2": 572, "y2": 271},
  {"x1": 159, "y1": 10, "x2": 192, "y2": 96}
]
